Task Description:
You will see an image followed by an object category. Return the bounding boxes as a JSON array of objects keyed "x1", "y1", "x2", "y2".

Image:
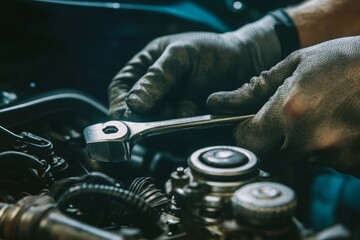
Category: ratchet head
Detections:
[{"x1": 83, "y1": 121, "x2": 131, "y2": 162}]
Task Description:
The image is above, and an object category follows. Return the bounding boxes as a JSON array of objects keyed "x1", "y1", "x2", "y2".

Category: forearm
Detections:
[{"x1": 286, "y1": 0, "x2": 360, "y2": 48}]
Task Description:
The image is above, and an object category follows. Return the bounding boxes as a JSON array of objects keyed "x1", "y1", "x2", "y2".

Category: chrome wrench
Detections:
[{"x1": 83, "y1": 114, "x2": 254, "y2": 162}]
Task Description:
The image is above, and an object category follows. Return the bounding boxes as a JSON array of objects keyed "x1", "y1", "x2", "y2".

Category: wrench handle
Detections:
[{"x1": 128, "y1": 114, "x2": 255, "y2": 143}]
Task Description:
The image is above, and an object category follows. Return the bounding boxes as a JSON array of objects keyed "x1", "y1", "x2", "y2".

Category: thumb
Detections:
[{"x1": 207, "y1": 52, "x2": 300, "y2": 114}]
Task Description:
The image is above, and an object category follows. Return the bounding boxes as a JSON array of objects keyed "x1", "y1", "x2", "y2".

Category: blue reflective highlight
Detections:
[{"x1": 32, "y1": 0, "x2": 231, "y2": 32}]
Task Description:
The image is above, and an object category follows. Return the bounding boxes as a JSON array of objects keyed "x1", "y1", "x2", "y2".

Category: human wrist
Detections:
[
  {"x1": 269, "y1": 9, "x2": 300, "y2": 58},
  {"x1": 223, "y1": 9, "x2": 300, "y2": 75},
  {"x1": 286, "y1": 0, "x2": 360, "y2": 48}
]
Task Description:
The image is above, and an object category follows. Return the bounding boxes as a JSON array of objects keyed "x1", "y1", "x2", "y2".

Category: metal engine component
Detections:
[
  {"x1": 221, "y1": 182, "x2": 300, "y2": 240},
  {"x1": 0, "y1": 196, "x2": 123, "y2": 240},
  {"x1": 83, "y1": 114, "x2": 254, "y2": 162},
  {"x1": 0, "y1": 126, "x2": 68, "y2": 176},
  {"x1": 168, "y1": 146, "x2": 259, "y2": 231},
  {"x1": 165, "y1": 146, "x2": 303, "y2": 239},
  {"x1": 187, "y1": 146, "x2": 258, "y2": 196},
  {"x1": 0, "y1": 89, "x2": 354, "y2": 240},
  {"x1": 232, "y1": 182, "x2": 297, "y2": 226}
]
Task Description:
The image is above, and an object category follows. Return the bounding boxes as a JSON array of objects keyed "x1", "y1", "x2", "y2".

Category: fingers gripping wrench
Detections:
[{"x1": 83, "y1": 114, "x2": 254, "y2": 162}]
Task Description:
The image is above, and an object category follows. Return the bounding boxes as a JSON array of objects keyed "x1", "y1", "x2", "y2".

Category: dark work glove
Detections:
[
  {"x1": 207, "y1": 36, "x2": 360, "y2": 171},
  {"x1": 109, "y1": 10, "x2": 295, "y2": 120}
]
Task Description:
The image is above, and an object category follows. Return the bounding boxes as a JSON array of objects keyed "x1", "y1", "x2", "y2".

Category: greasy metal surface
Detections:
[
  {"x1": 84, "y1": 114, "x2": 254, "y2": 162},
  {"x1": 232, "y1": 182, "x2": 297, "y2": 226}
]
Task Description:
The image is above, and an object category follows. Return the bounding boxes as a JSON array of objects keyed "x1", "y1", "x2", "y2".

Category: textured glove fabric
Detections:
[
  {"x1": 109, "y1": 14, "x2": 284, "y2": 120},
  {"x1": 207, "y1": 36, "x2": 360, "y2": 171}
]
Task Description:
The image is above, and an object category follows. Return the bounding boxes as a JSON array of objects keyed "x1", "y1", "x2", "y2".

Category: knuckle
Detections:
[
  {"x1": 167, "y1": 42, "x2": 190, "y2": 53},
  {"x1": 282, "y1": 92, "x2": 309, "y2": 119},
  {"x1": 150, "y1": 36, "x2": 166, "y2": 45},
  {"x1": 164, "y1": 43, "x2": 193, "y2": 64},
  {"x1": 288, "y1": 49, "x2": 302, "y2": 59},
  {"x1": 283, "y1": 49, "x2": 303, "y2": 64}
]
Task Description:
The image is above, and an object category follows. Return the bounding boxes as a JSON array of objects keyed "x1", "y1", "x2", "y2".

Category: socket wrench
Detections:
[{"x1": 83, "y1": 114, "x2": 254, "y2": 162}]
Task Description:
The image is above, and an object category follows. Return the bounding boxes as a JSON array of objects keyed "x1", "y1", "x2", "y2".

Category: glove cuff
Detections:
[
  {"x1": 225, "y1": 9, "x2": 300, "y2": 75},
  {"x1": 269, "y1": 9, "x2": 300, "y2": 59}
]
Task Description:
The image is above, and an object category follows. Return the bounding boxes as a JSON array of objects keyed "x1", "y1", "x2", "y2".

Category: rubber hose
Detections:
[
  {"x1": 0, "y1": 151, "x2": 45, "y2": 169},
  {"x1": 57, "y1": 183, "x2": 160, "y2": 223},
  {"x1": 49, "y1": 172, "x2": 120, "y2": 199},
  {"x1": 129, "y1": 177, "x2": 170, "y2": 210}
]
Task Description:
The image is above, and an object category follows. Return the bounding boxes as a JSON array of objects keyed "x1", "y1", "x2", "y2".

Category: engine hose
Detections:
[
  {"x1": 49, "y1": 172, "x2": 121, "y2": 200},
  {"x1": 0, "y1": 91, "x2": 109, "y2": 128},
  {"x1": 56, "y1": 184, "x2": 162, "y2": 232},
  {"x1": 0, "y1": 126, "x2": 21, "y2": 141},
  {"x1": 0, "y1": 151, "x2": 45, "y2": 169},
  {"x1": 129, "y1": 177, "x2": 170, "y2": 211}
]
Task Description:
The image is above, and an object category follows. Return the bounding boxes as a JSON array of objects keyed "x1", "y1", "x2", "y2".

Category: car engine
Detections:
[
  {"x1": 0, "y1": 91, "x2": 355, "y2": 240},
  {"x1": 0, "y1": 1, "x2": 358, "y2": 239}
]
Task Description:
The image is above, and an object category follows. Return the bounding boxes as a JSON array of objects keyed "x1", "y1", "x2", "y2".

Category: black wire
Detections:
[
  {"x1": 129, "y1": 177, "x2": 170, "y2": 210},
  {"x1": 57, "y1": 183, "x2": 160, "y2": 222},
  {"x1": 0, "y1": 151, "x2": 45, "y2": 169},
  {"x1": 56, "y1": 183, "x2": 163, "y2": 237},
  {"x1": 49, "y1": 172, "x2": 121, "y2": 200},
  {"x1": 0, "y1": 126, "x2": 22, "y2": 140}
]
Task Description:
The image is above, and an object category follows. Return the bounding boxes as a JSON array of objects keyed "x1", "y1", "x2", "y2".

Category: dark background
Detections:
[{"x1": 0, "y1": 0, "x2": 301, "y2": 106}]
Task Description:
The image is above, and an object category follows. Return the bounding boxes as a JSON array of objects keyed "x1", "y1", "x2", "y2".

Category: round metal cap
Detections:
[
  {"x1": 188, "y1": 146, "x2": 257, "y2": 181},
  {"x1": 232, "y1": 182, "x2": 296, "y2": 226},
  {"x1": 200, "y1": 148, "x2": 248, "y2": 168}
]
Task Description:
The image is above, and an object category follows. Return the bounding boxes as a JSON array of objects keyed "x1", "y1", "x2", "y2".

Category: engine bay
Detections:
[
  {"x1": 0, "y1": 91, "x2": 356, "y2": 240},
  {"x1": 0, "y1": 0, "x2": 359, "y2": 239}
]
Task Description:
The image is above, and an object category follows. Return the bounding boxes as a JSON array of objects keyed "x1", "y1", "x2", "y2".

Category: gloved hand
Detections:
[
  {"x1": 207, "y1": 36, "x2": 360, "y2": 171},
  {"x1": 109, "y1": 10, "x2": 295, "y2": 120}
]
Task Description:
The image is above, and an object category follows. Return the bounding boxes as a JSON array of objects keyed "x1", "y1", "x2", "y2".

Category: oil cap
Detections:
[
  {"x1": 188, "y1": 146, "x2": 257, "y2": 181},
  {"x1": 200, "y1": 148, "x2": 248, "y2": 168},
  {"x1": 232, "y1": 182, "x2": 296, "y2": 226}
]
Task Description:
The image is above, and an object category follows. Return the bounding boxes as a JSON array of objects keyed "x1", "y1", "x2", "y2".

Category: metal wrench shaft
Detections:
[{"x1": 84, "y1": 114, "x2": 254, "y2": 163}]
